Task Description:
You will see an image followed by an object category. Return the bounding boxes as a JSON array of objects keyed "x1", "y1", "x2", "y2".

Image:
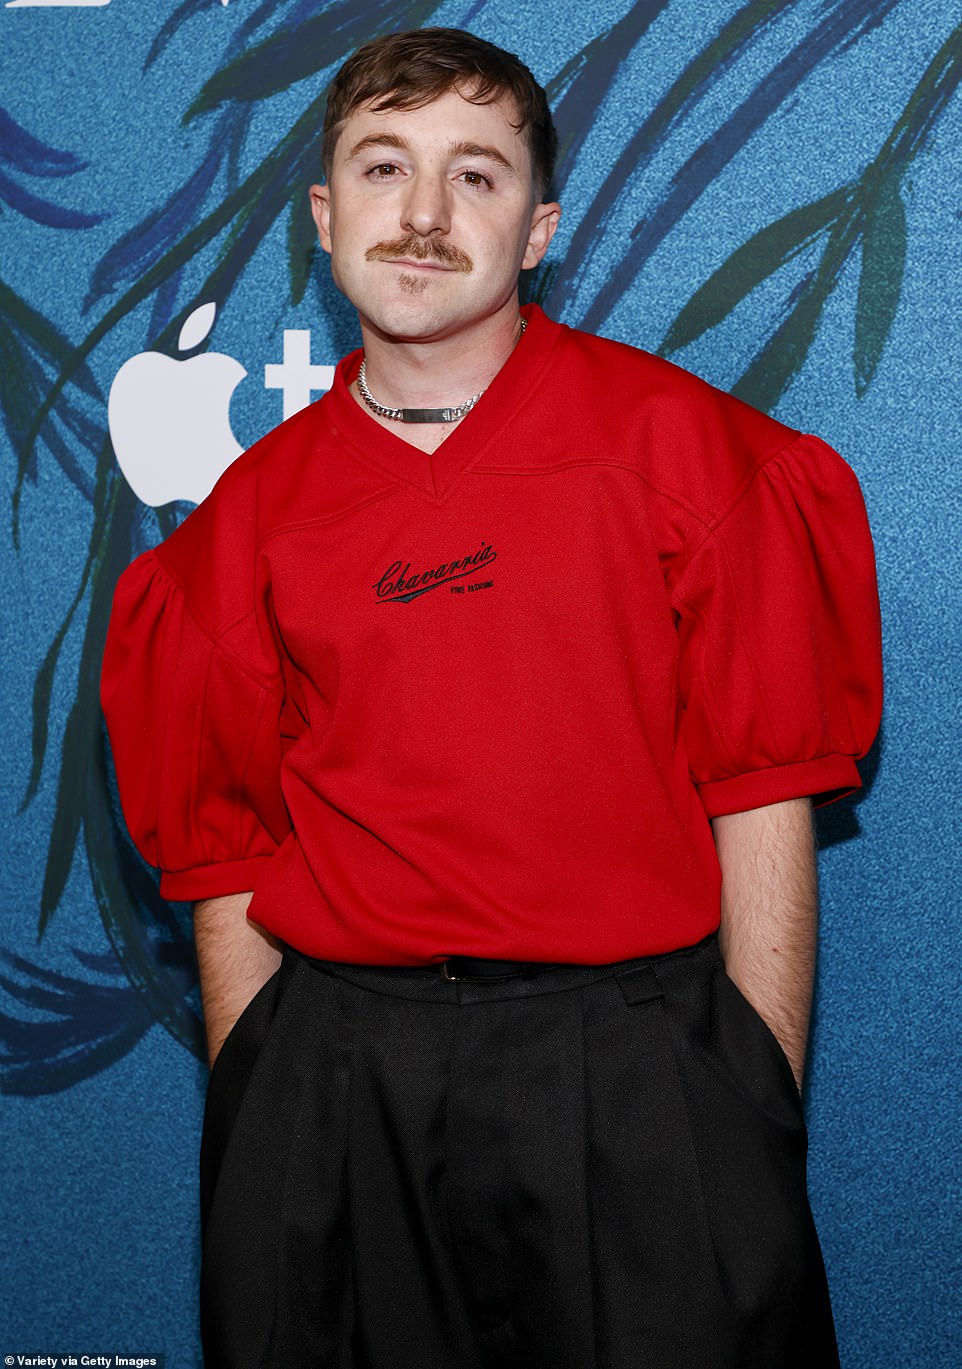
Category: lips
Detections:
[{"x1": 385, "y1": 257, "x2": 454, "y2": 270}]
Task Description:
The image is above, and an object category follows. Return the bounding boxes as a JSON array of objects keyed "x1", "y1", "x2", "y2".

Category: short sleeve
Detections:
[
  {"x1": 100, "y1": 549, "x2": 291, "y2": 900},
  {"x1": 672, "y1": 433, "x2": 883, "y2": 818}
]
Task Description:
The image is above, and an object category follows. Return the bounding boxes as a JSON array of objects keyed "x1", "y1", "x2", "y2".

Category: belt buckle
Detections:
[{"x1": 441, "y1": 960, "x2": 463, "y2": 982}]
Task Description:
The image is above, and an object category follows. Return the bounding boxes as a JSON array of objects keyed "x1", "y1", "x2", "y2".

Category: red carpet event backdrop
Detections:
[{"x1": 1, "y1": 1, "x2": 959, "y2": 1363}]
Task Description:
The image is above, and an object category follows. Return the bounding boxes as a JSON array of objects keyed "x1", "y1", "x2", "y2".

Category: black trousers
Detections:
[{"x1": 199, "y1": 935, "x2": 840, "y2": 1368}]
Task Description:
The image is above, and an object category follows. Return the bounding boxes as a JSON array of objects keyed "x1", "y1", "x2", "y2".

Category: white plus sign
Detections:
[{"x1": 264, "y1": 330, "x2": 335, "y2": 420}]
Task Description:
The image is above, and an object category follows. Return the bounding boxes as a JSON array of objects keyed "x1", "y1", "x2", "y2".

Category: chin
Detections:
[{"x1": 363, "y1": 300, "x2": 466, "y2": 343}]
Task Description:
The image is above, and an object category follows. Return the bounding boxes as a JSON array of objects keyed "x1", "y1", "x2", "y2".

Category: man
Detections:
[{"x1": 101, "y1": 27, "x2": 882, "y2": 1369}]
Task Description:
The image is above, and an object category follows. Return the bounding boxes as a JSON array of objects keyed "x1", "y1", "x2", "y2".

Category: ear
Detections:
[
  {"x1": 522, "y1": 201, "x2": 561, "y2": 271},
  {"x1": 309, "y1": 183, "x2": 333, "y2": 255}
]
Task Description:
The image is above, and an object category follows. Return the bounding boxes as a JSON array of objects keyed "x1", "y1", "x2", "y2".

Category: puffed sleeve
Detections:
[
  {"x1": 100, "y1": 548, "x2": 291, "y2": 901},
  {"x1": 672, "y1": 433, "x2": 882, "y2": 818}
]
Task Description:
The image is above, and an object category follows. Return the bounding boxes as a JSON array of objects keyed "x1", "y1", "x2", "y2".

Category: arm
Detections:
[
  {"x1": 194, "y1": 892, "x2": 283, "y2": 1069},
  {"x1": 711, "y1": 796, "x2": 818, "y2": 1091}
]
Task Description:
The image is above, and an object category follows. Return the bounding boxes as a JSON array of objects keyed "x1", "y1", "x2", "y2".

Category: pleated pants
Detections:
[{"x1": 199, "y1": 935, "x2": 840, "y2": 1368}]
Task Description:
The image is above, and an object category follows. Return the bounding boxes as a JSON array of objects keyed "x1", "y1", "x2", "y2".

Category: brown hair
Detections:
[{"x1": 322, "y1": 28, "x2": 558, "y2": 198}]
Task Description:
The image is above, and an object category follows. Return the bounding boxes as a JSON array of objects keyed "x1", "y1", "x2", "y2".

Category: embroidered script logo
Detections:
[{"x1": 373, "y1": 542, "x2": 497, "y2": 603}]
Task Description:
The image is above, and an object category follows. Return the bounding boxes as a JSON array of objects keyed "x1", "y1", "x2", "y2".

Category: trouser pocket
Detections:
[
  {"x1": 710, "y1": 965, "x2": 806, "y2": 1127},
  {"x1": 200, "y1": 953, "x2": 296, "y2": 1233},
  {"x1": 199, "y1": 953, "x2": 354, "y2": 1369},
  {"x1": 602, "y1": 941, "x2": 840, "y2": 1368}
]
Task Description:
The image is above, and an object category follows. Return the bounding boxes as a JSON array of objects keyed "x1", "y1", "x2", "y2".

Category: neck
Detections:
[{"x1": 357, "y1": 300, "x2": 526, "y2": 412}]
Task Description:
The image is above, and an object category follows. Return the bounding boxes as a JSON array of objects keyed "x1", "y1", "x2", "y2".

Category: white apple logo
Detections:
[{"x1": 108, "y1": 302, "x2": 247, "y2": 507}]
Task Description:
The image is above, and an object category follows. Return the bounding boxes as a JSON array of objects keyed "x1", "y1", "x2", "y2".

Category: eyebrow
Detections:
[
  {"x1": 346, "y1": 132, "x2": 517, "y2": 175},
  {"x1": 447, "y1": 140, "x2": 516, "y2": 174},
  {"x1": 347, "y1": 132, "x2": 409, "y2": 159}
]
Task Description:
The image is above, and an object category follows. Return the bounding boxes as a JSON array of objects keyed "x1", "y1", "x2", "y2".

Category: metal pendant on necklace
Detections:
[
  {"x1": 356, "y1": 362, "x2": 482, "y2": 424},
  {"x1": 356, "y1": 316, "x2": 527, "y2": 424}
]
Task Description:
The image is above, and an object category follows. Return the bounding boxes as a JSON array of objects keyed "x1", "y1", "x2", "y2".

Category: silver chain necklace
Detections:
[{"x1": 356, "y1": 317, "x2": 527, "y2": 424}]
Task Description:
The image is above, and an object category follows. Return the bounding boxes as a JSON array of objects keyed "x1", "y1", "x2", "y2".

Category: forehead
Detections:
[{"x1": 335, "y1": 87, "x2": 531, "y2": 171}]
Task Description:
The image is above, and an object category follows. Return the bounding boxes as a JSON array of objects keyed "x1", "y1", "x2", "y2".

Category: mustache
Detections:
[{"x1": 365, "y1": 235, "x2": 473, "y2": 273}]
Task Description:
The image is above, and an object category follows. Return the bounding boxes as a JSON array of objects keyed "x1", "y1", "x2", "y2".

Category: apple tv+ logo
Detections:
[{"x1": 107, "y1": 302, "x2": 334, "y2": 508}]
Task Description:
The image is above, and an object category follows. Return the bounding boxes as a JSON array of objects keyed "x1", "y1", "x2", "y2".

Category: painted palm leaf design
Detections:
[
  {"x1": 0, "y1": 107, "x2": 105, "y2": 502},
  {"x1": 0, "y1": 106, "x2": 104, "y2": 230},
  {"x1": 3, "y1": 0, "x2": 959, "y2": 1094},
  {"x1": 661, "y1": 19, "x2": 962, "y2": 408}
]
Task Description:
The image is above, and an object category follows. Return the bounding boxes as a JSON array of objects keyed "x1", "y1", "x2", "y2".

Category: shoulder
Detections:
[
  {"x1": 207, "y1": 392, "x2": 335, "y2": 515},
  {"x1": 543, "y1": 313, "x2": 803, "y2": 524},
  {"x1": 148, "y1": 401, "x2": 320, "y2": 606},
  {"x1": 151, "y1": 362, "x2": 390, "y2": 622}
]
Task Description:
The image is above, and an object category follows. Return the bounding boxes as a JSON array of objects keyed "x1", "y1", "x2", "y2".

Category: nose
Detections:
[{"x1": 400, "y1": 171, "x2": 451, "y2": 239}]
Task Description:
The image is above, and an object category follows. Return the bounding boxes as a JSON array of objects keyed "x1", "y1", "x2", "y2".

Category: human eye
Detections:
[
  {"x1": 367, "y1": 162, "x2": 401, "y2": 180},
  {"x1": 458, "y1": 168, "x2": 493, "y2": 190}
]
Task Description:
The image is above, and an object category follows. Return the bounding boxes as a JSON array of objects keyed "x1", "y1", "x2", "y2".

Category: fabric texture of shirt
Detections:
[{"x1": 100, "y1": 304, "x2": 883, "y2": 964}]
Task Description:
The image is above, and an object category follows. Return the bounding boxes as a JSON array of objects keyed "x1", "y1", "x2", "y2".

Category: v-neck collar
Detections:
[{"x1": 323, "y1": 304, "x2": 562, "y2": 500}]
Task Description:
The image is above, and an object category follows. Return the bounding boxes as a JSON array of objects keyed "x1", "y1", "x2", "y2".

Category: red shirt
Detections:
[{"x1": 100, "y1": 305, "x2": 882, "y2": 963}]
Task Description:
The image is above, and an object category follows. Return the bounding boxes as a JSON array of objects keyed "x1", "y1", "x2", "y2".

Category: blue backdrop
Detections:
[{"x1": 1, "y1": 2, "x2": 960, "y2": 1365}]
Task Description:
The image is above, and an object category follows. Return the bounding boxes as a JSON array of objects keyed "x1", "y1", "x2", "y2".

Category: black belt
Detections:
[{"x1": 440, "y1": 956, "x2": 563, "y2": 982}]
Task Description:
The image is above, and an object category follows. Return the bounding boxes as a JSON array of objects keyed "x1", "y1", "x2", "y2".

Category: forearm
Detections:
[
  {"x1": 711, "y1": 797, "x2": 818, "y2": 1090},
  {"x1": 194, "y1": 891, "x2": 283, "y2": 1069}
]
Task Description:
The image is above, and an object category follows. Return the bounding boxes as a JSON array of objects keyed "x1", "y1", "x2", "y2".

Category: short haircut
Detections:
[{"x1": 322, "y1": 27, "x2": 558, "y2": 198}]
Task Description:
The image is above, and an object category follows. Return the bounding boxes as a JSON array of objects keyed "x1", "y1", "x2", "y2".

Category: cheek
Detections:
[{"x1": 329, "y1": 220, "x2": 364, "y2": 271}]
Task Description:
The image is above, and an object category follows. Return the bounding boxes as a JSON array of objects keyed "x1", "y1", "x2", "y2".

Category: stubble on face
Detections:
[{"x1": 398, "y1": 273, "x2": 431, "y2": 294}]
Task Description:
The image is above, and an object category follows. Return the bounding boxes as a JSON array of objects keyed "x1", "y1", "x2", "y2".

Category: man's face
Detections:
[{"x1": 310, "y1": 87, "x2": 560, "y2": 344}]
